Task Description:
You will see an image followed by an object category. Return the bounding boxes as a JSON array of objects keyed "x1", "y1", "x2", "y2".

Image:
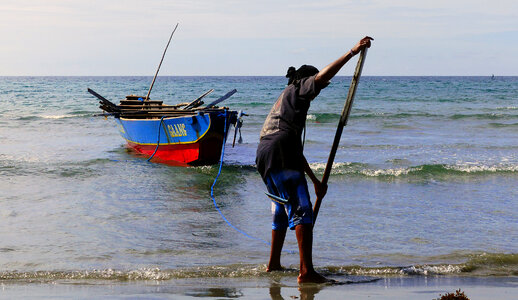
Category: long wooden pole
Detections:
[
  {"x1": 313, "y1": 48, "x2": 368, "y2": 225},
  {"x1": 145, "y1": 23, "x2": 179, "y2": 101}
]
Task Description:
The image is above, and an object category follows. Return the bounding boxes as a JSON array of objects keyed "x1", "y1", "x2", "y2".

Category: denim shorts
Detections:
[{"x1": 264, "y1": 169, "x2": 313, "y2": 230}]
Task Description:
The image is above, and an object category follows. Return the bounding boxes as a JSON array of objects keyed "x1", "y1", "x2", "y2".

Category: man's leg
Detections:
[
  {"x1": 267, "y1": 228, "x2": 287, "y2": 272},
  {"x1": 265, "y1": 173, "x2": 289, "y2": 272},
  {"x1": 295, "y1": 223, "x2": 329, "y2": 283}
]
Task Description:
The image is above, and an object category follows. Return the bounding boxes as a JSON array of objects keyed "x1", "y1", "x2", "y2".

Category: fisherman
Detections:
[{"x1": 256, "y1": 36, "x2": 373, "y2": 283}]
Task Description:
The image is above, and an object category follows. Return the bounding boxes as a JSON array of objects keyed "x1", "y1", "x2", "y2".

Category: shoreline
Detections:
[{"x1": 0, "y1": 275, "x2": 516, "y2": 299}]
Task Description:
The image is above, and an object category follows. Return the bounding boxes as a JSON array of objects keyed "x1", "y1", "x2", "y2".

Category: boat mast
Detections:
[{"x1": 145, "y1": 23, "x2": 179, "y2": 101}]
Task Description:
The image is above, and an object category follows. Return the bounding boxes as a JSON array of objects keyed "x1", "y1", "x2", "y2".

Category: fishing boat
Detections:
[
  {"x1": 88, "y1": 88, "x2": 242, "y2": 166},
  {"x1": 87, "y1": 24, "x2": 243, "y2": 166}
]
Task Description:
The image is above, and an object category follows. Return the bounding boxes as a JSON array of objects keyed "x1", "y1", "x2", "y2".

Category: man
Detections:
[{"x1": 256, "y1": 36, "x2": 373, "y2": 283}]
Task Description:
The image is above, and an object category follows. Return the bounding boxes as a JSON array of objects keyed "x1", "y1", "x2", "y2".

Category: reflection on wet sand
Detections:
[{"x1": 269, "y1": 282, "x2": 325, "y2": 300}]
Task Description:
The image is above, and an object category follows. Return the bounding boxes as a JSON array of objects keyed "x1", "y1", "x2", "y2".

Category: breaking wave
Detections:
[
  {"x1": 306, "y1": 111, "x2": 518, "y2": 123},
  {"x1": 1, "y1": 253, "x2": 515, "y2": 282},
  {"x1": 309, "y1": 162, "x2": 518, "y2": 178}
]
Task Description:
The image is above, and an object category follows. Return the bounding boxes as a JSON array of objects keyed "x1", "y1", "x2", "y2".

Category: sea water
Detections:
[{"x1": 0, "y1": 76, "x2": 517, "y2": 290}]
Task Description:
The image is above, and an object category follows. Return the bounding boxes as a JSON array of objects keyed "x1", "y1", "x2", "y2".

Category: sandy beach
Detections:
[{"x1": 0, "y1": 275, "x2": 516, "y2": 299}]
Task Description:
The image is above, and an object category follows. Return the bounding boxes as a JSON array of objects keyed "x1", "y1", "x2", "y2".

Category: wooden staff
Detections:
[
  {"x1": 145, "y1": 23, "x2": 179, "y2": 101},
  {"x1": 313, "y1": 48, "x2": 368, "y2": 225}
]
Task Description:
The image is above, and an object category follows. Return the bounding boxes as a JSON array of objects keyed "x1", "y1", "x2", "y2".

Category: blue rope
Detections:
[
  {"x1": 145, "y1": 111, "x2": 294, "y2": 253},
  {"x1": 210, "y1": 110, "x2": 271, "y2": 246},
  {"x1": 148, "y1": 116, "x2": 167, "y2": 162}
]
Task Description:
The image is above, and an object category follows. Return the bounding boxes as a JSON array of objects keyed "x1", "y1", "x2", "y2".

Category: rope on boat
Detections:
[
  {"x1": 147, "y1": 116, "x2": 167, "y2": 162},
  {"x1": 210, "y1": 110, "x2": 272, "y2": 247}
]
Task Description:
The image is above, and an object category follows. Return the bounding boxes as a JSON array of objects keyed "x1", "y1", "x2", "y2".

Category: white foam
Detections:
[
  {"x1": 310, "y1": 162, "x2": 416, "y2": 177},
  {"x1": 401, "y1": 264, "x2": 463, "y2": 275},
  {"x1": 360, "y1": 167, "x2": 414, "y2": 177},
  {"x1": 42, "y1": 115, "x2": 72, "y2": 119},
  {"x1": 309, "y1": 162, "x2": 353, "y2": 171},
  {"x1": 347, "y1": 264, "x2": 464, "y2": 276},
  {"x1": 496, "y1": 106, "x2": 518, "y2": 110},
  {"x1": 446, "y1": 163, "x2": 518, "y2": 173}
]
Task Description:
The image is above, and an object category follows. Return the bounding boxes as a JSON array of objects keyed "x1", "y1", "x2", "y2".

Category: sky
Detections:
[{"x1": 1, "y1": 0, "x2": 517, "y2": 76}]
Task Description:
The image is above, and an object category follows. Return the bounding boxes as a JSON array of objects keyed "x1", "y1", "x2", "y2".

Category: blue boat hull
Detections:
[{"x1": 115, "y1": 111, "x2": 236, "y2": 166}]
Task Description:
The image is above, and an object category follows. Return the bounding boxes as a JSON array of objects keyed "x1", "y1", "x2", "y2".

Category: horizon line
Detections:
[{"x1": 1, "y1": 74, "x2": 515, "y2": 77}]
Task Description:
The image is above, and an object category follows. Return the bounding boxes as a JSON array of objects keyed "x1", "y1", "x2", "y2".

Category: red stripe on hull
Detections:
[{"x1": 127, "y1": 142, "x2": 201, "y2": 167}]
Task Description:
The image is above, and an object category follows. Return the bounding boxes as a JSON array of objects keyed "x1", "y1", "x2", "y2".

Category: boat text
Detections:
[{"x1": 167, "y1": 123, "x2": 188, "y2": 138}]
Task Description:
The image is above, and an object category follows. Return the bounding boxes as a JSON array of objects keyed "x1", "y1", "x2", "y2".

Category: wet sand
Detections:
[{"x1": 0, "y1": 276, "x2": 516, "y2": 299}]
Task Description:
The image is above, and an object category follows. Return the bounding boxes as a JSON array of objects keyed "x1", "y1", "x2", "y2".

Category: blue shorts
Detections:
[{"x1": 264, "y1": 169, "x2": 313, "y2": 230}]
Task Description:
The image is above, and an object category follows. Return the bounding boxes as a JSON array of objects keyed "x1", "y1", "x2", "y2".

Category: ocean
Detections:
[{"x1": 0, "y1": 76, "x2": 517, "y2": 298}]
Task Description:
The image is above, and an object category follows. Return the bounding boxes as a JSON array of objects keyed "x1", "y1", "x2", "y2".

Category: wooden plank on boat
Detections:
[
  {"x1": 117, "y1": 105, "x2": 167, "y2": 109},
  {"x1": 117, "y1": 107, "x2": 196, "y2": 112},
  {"x1": 182, "y1": 89, "x2": 214, "y2": 110},
  {"x1": 120, "y1": 110, "x2": 198, "y2": 116},
  {"x1": 88, "y1": 88, "x2": 120, "y2": 113},
  {"x1": 204, "y1": 89, "x2": 237, "y2": 108},
  {"x1": 120, "y1": 100, "x2": 164, "y2": 105},
  {"x1": 119, "y1": 114, "x2": 197, "y2": 119}
]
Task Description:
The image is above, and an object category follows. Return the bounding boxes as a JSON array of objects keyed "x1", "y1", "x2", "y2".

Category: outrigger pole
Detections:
[
  {"x1": 313, "y1": 48, "x2": 368, "y2": 226},
  {"x1": 145, "y1": 23, "x2": 179, "y2": 101}
]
